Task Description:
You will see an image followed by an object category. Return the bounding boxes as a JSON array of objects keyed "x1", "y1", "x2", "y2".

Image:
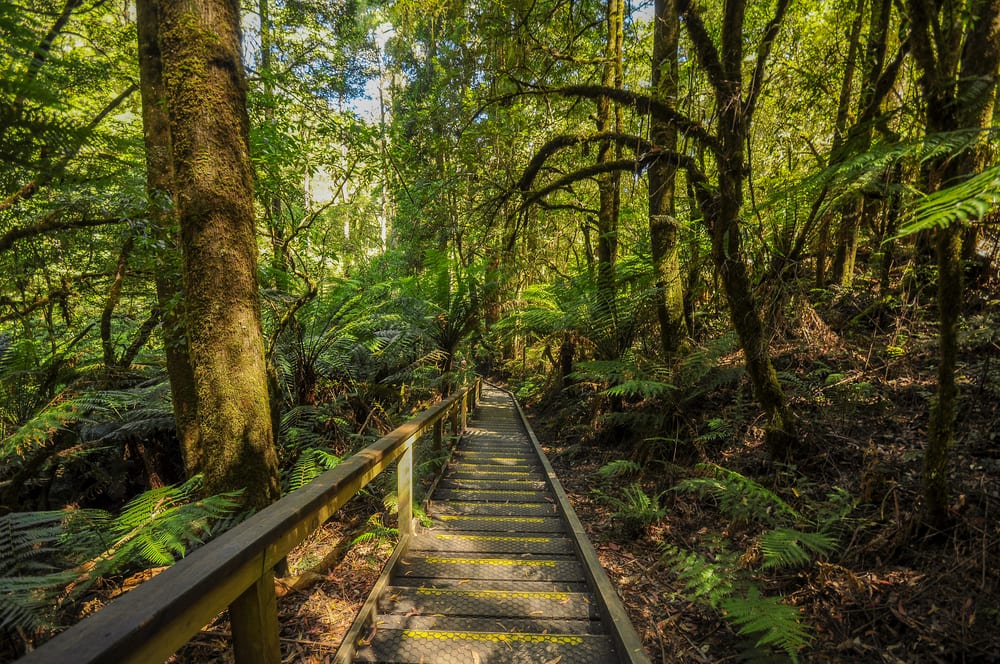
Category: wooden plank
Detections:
[{"x1": 230, "y1": 568, "x2": 281, "y2": 664}]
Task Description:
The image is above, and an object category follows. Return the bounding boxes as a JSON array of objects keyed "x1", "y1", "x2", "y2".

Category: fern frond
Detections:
[
  {"x1": 896, "y1": 163, "x2": 1000, "y2": 236},
  {"x1": 720, "y1": 587, "x2": 810, "y2": 661},
  {"x1": 597, "y1": 459, "x2": 642, "y2": 479},
  {"x1": 758, "y1": 528, "x2": 837, "y2": 570},
  {"x1": 674, "y1": 464, "x2": 800, "y2": 525}
]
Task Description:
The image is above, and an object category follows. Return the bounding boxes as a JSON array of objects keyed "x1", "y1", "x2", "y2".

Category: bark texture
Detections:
[
  {"x1": 156, "y1": 0, "x2": 280, "y2": 509},
  {"x1": 136, "y1": 0, "x2": 202, "y2": 476},
  {"x1": 648, "y1": 0, "x2": 686, "y2": 355}
]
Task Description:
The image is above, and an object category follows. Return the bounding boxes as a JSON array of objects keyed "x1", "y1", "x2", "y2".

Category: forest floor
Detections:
[{"x1": 527, "y1": 282, "x2": 1000, "y2": 663}]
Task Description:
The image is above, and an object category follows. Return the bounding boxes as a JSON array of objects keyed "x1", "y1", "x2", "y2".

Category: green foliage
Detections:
[
  {"x1": 673, "y1": 463, "x2": 800, "y2": 526},
  {"x1": 350, "y1": 513, "x2": 398, "y2": 548},
  {"x1": 597, "y1": 459, "x2": 642, "y2": 479},
  {"x1": 665, "y1": 464, "x2": 847, "y2": 661},
  {"x1": 896, "y1": 163, "x2": 1000, "y2": 236},
  {"x1": 595, "y1": 483, "x2": 667, "y2": 538},
  {"x1": 285, "y1": 447, "x2": 343, "y2": 494},
  {"x1": 0, "y1": 477, "x2": 241, "y2": 637}
]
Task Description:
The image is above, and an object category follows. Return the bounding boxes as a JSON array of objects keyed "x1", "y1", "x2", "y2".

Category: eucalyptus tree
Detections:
[{"x1": 150, "y1": 0, "x2": 281, "y2": 509}]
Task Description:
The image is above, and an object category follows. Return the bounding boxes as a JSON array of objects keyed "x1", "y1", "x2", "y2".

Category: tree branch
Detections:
[
  {"x1": 507, "y1": 83, "x2": 722, "y2": 155},
  {"x1": 0, "y1": 212, "x2": 128, "y2": 253},
  {"x1": 0, "y1": 83, "x2": 138, "y2": 213},
  {"x1": 745, "y1": 0, "x2": 792, "y2": 122},
  {"x1": 517, "y1": 132, "x2": 651, "y2": 192},
  {"x1": 677, "y1": 0, "x2": 727, "y2": 96}
]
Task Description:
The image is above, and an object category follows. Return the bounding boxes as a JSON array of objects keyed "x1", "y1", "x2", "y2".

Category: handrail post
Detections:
[
  {"x1": 433, "y1": 419, "x2": 444, "y2": 452},
  {"x1": 398, "y1": 435, "x2": 414, "y2": 537},
  {"x1": 460, "y1": 391, "x2": 468, "y2": 432},
  {"x1": 229, "y1": 568, "x2": 281, "y2": 664}
]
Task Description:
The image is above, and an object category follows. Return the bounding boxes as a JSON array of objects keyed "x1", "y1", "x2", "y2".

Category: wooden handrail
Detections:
[{"x1": 18, "y1": 379, "x2": 481, "y2": 664}]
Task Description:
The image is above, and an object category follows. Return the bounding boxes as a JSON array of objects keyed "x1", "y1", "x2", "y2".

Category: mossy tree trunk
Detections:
[
  {"x1": 595, "y1": 0, "x2": 624, "y2": 349},
  {"x1": 136, "y1": 0, "x2": 201, "y2": 476},
  {"x1": 649, "y1": 0, "x2": 686, "y2": 355},
  {"x1": 679, "y1": 0, "x2": 797, "y2": 458},
  {"x1": 907, "y1": 0, "x2": 1000, "y2": 528},
  {"x1": 156, "y1": 0, "x2": 281, "y2": 510}
]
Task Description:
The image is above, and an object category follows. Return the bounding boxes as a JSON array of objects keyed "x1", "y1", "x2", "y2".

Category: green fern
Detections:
[
  {"x1": 350, "y1": 513, "x2": 398, "y2": 548},
  {"x1": 0, "y1": 477, "x2": 241, "y2": 636},
  {"x1": 720, "y1": 587, "x2": 811, "y2": 660},
  {"x1": 661, "y1": 543, "x2": 810, "y2": 662},
  {"x1": 758, "y1": 528, "x2": 837, "y2": 570},
  {"x1": 596, "y1": 483, "x2": 667, "y2": 538},
  {"x1": 286, "y1": 447, "x2": 343, "y2": 493},
  {"x1": 597, "y1": 459, "x2": 642, "y2": 479},
  {"x1": 673, "y1": 463, "x2": 800, "y2": 525}
]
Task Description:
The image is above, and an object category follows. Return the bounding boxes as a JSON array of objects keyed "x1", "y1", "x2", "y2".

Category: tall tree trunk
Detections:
[
  {"x1": 817, "y1": 0, "x2": 867, "y2": 287},
  {"x1": 136, "y1": 0, "x2": 201, "y2": 474},
  {"x1": 157, "y1": 0, "x2": 281, "y2": 510},
  {"x1": 908, "y1": 0, "x2": 1000, "y2": 528},
  {"x1": 595, "y1": 0, "x2": 624, "y2": 352},
  {"x1": 831, "y1": 0, "x2": 895, "y2": 286},
  {"x1": 680, "y1": 0, "x2": 797, "y2": 458},
  {"x1": 649, "y1": 0, "x2": 686, "y2": 355}
]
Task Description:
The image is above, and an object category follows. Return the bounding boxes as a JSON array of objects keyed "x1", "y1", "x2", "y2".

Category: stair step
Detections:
[
  {"x1": 433, "y1": 489, "x2": 549, "y2": 502},
  {"x1": 429, "y1": 514, "x2": 565, "y2": 532},
  {"x1": 377, "y1": 585, "x2": 600, "y2": 620},
  {"x1": 409, "y1": 531, "x2": 575, "y2": 555},
  {"x1": 428, "y1": 501, "x2": 558, "y2": 517},
  {"x1": 437, "y1": 478, "x2": 548, "y2": 491},
  {"x1": 353, "y1": 628, "x2": 617, "y2": 663},
  {"x1": 394, "y1": 554, "x2": 583, "y2": 582}
]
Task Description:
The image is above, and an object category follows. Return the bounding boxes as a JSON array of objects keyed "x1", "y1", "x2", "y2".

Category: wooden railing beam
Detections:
[{"x1": 18, "y1": 379, "x2": 482, "y2": 664}]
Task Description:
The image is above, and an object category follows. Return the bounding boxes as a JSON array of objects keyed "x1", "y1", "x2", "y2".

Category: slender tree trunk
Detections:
[
  {"x1": 595, "y1": 0, "x2": 624, "y2": 350},
  {"x1": 831, "y1": 0, "x2": 895, "y2": 286},
  {"x1": 818, "y1": 0, "x2": 867, "y2": 287},
  {"x1": 649, "y1": 0, "x2": 686, "y2": 355},
  {"x1": 136, "y1": 0, "x2": 201, "y2": 474},
  {"x1": 681, "y1": 0, "x2": 797, "y2": 457},
  {"x1": 157, "y1": 0, "x2": 280, "y2": 510},
  {"x1": 908, "y1": 0, "x2": 1000, "y2": 528}
]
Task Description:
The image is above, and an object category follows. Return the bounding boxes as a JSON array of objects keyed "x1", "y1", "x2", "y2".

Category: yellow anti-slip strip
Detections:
[
  {"x1": 401, "y1": 630, "x2": 584, "y2": 646},
  {"x1": 446, "y1": 501, "x2": 547, "y2": 508},
  {"x1": 435, "y1": 534, "x2": 551, "y2": 543},
  {"x1": 425, "y1": 557, "x2": 558, "y2": 567},
  {"x1": 438, "y1": 515, "x2": 545, "y2": 523},
  {"x1": 416, "y1": 587, "x2": 569, "y2": 600}
]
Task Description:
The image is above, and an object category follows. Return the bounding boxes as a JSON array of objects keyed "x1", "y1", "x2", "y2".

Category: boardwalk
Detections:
[{"x1": 344, "y1": 385, "x2": 648, "y2": 663}]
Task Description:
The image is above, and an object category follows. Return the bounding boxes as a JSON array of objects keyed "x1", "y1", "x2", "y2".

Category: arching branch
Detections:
[
  {"x1": 517, "y1": 132, "x2": 651, "y2": 192},
  {"x1": 507, "y1": 84, "x2": 722, "y2": 156},
  {"x1": 745, "y1": 0, "x2": 793, "y2": 122}
]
